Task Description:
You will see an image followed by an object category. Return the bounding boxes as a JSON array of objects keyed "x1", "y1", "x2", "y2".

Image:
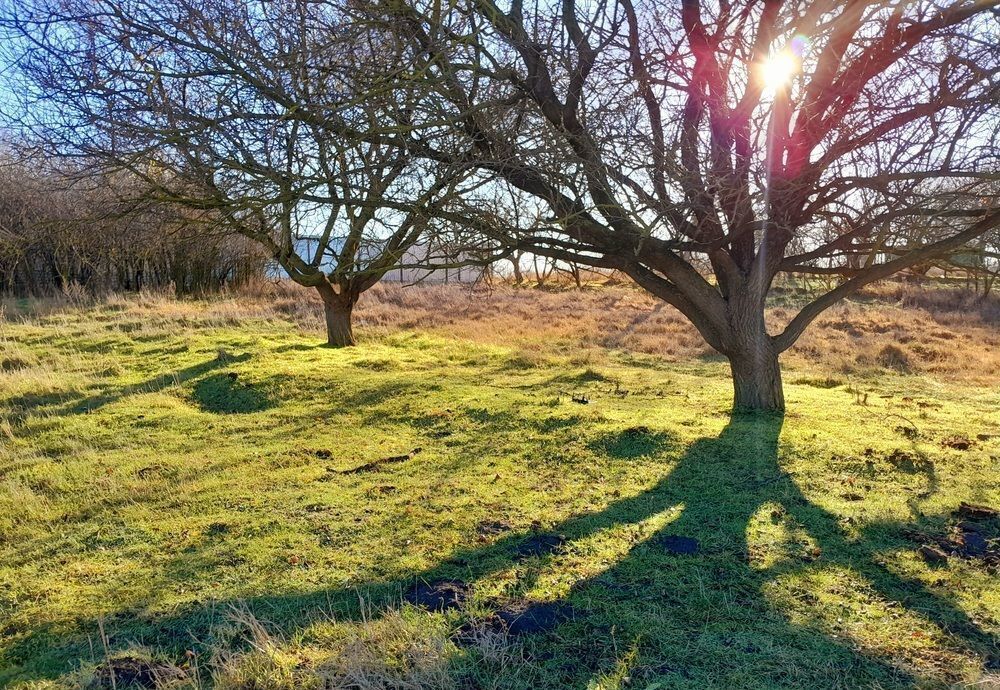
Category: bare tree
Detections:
[
  {"x1": 0, "y1": 0, "x2": 485, "y2": 345},
  {"x1": 353, "y1": 0, "x2": 1000, "y2": 409}
]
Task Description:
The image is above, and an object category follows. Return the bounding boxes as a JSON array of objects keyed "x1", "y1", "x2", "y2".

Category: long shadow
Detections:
[
  {"x1": 4, "y1": 414, "x2": 997, "y2": 687},
  {"x1": 4, "y1": 355, "x2": 247, "y2": 422}
]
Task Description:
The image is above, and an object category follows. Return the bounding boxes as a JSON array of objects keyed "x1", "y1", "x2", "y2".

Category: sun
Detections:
[{"x1": 760, "y1": 52, "x2": 798, "y2": 90}]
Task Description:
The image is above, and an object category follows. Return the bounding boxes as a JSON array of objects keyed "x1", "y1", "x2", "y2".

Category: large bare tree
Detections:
[
  {"x1": 360, "y1": 0, "x2": 1000, "y2": 409},
  {"x1": 0, "y1": 0, "x2": 485, "y2": 345}
]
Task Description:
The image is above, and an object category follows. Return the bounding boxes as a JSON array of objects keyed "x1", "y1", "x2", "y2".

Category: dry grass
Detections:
[
  {"x1": 205, "y1": 604, "x2": 530, "y2": 690},
  {"x1": 3, "y1": 278, "x2": 999, "y2": 385}
]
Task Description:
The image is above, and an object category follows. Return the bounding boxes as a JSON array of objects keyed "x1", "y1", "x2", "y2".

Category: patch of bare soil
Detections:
[
  {"x1": 941, "y1": 435, "x2": 975, "y2": 451},
  {"x1": 404, "y1": 579, "x2": 471, "y2": 611},
  {"x1": 913, "y1": 503, "x2": 1000, "y2": 567},
  {"x1": 90, "y1": 655, "x2": 186, "y2": 689},
  {"x1": 339, "y1": 447, "x2": 423, "y2": 474},
  {"x1": 512, "y1": 533, "x2": 566, "y2": 559},
  {"x1": 490, "y1": 600, "x2": 575, "y2": 636}
]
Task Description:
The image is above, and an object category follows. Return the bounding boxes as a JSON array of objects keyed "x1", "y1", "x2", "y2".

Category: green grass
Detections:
[{"x1": 1, "y1": 298, "x2": 999, "y2": 688}]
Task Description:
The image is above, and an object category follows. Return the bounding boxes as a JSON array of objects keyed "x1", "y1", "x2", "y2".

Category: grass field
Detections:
[{"x1": 1, "y1": 285, "x2": 999, "y2": 689}]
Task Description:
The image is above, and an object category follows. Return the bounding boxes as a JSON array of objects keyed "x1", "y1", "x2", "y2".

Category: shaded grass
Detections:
[{"x1": 0, "y1": 293, "x2": 998, "y2": 688}]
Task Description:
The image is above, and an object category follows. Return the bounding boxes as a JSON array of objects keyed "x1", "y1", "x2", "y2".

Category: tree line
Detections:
[
  {"x1": 1, "y1": 0, "x2": 997, "y2": 410},
  {"x1": 0, "y1": 153, "x2": 268, "y2": 295}
]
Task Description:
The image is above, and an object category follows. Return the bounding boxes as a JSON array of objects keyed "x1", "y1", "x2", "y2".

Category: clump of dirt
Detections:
[
  {"x1": 476, "y1": 519, "x2": 513, "y2": 542},
  {"x1": 489, "y1": 600, "x2": 575, "y2": 636},
  {"x1": 404, "y1": 579, "x2": 470, "y2": 611},
  {"x1": 340, "y1": 447, "x2": 422, "y2": 474},
  {"x1": 913, "y1": 503, "x2": 999, "y2": 566},
  {"x1": 941, "y1": 435, "x2": 974, "y2": 451},
  {"x1": 512, "y1": 533, "x2": 566, "y2": 559},
  {"x1": 958, "y1": 502, "x2": 999, "y2": 520},
  {"x1": 136, "y1": 464, "x2": 167, "y2": 479},
  {"x1": 90, "y1": 654, "x2": 186, "y2": 689},
  {"x1": 919, "y1": 545, "x2": 949, "y2": 564},
  {"x1": 886, "y1": 450, "x2": 933, "y2": 474}
]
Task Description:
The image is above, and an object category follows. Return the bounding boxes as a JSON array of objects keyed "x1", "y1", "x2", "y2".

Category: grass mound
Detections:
[{"x1": 191, "y1": 373, "x2": 273, "y2": 414}]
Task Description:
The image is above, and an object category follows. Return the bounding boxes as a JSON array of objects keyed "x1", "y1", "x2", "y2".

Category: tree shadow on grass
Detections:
[
  {"x1": 4, "y1": 414, "x2": 997, "y2": 687},
  {"x1": 4, "y1": 355, "x2": 249, "y2": 422},
  {"x1": 191, "y1": 372, "x2": 273, "y2": 414}
]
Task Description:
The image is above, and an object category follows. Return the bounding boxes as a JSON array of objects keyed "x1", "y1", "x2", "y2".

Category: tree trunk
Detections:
[
  {"x1": 511, "y1": 255, "x2": 524, "y2": 285},
  {"x1": 728, "y1": 342, "x2": 784, "y2": 412},
  {"x1": 320, "y1": 293, "x2": 355, "y2": 347}
]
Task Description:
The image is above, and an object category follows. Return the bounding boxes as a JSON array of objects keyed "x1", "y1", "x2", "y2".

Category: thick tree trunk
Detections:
[
  {"x1": 313, "y1": 280, "x2": 356, "y2": 347},
  {"x1": 728, "y1": 342, "x2": 784, "y2": 412},
  {"x1": 323, "y1": 298, "x2": 355, "y2": 346}
]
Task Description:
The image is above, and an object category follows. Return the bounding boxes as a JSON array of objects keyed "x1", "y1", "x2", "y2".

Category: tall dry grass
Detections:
[{"x1": 3, "y1": 278, "x2": 998, "y2": 384}]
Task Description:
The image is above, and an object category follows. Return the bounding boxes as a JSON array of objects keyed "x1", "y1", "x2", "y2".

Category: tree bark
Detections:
[
  {"x1": 728, "y1": 342, "x2": 784, "y2": 412},
  {"x1": 323, "y1": 298, "x2": 355, "y2": 347},
  {"x1": 317, "y1": 285, "x2": 355, "y2": 347}
]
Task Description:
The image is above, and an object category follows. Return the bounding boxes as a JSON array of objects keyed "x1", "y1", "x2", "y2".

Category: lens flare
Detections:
[
  {"x1": 760, "y1": 51, "x2": 798, "y2": 90},
  {"x1": 789, "y1": 34, "x2": 811, "y2": 58}
]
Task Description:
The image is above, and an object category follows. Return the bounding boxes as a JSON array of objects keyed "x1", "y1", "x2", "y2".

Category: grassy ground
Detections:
[{"x1": 1, "y1": 286, "x2": 999, "y2": 689}]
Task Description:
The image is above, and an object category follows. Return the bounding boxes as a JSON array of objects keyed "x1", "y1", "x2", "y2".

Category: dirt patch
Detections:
[
  {"x1": 404, "y1": 579, "x2": 471, "y2": 612},
  {"x1": 1, "y1": 357, "x2": 30, "y2": 371},
  {"x1": 912, "y1": 503, "x2": 999, "y2": 566},
  {"x1": 941, "y1": 435, "x2": 974, "y2": 451},
  {"x1": 512, "y1": 533, "x2": 566, "y2": 559},
  {"x1": 476, "y1": 519, "x2": 513, "y2": 542},
  {"x1": 136, "y1": 464, "x2": 167, "y2": 479},
  {"x1": 886, "y1": 450, "x2": 933, "y2": 474},
  {"x1": 90, "y1": 654, "x2": 186, "y2": 689},
  {"x1": 490, "y1": 600, "x2": 575, "y2": 636},
  {"x1": 958, "y1": 502, "x2": 999, "y2": 520}
]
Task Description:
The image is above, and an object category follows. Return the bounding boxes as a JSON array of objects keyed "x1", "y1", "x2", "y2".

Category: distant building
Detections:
[{"x1": 389, "y1": 242, "x2": 482, "y2": 284}]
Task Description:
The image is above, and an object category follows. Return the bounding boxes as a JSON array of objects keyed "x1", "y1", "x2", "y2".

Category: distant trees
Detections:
[{"x1": 0, "y1": 155, "x2": 267, "y2": 295}]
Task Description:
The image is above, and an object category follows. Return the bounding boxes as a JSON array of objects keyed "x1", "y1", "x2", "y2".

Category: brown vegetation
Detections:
[{"x1": 5, "y1": 279, "x2": 997, "y2": 385}]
